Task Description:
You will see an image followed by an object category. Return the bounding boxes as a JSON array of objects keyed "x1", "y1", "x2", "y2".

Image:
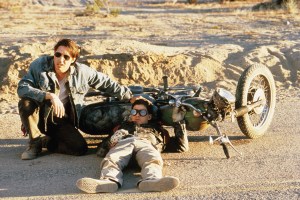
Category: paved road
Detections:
[{"x1": 0, "y1": 95, "x2": 299, "y2": 199}]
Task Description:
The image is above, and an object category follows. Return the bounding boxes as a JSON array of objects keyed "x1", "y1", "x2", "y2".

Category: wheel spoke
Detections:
[
  {"x1": 247, "y1": 75, "x2": 271, "y2": 128},
  {"x1": 236, "y1": 64, "x2": 275, "y2": 138}
]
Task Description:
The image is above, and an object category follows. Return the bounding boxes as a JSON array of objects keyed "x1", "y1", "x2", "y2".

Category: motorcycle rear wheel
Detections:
[{"x1": 235, "y1": 64, "x2": 276, "y2": 139}]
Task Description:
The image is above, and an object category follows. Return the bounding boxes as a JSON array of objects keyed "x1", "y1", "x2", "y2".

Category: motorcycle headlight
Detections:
[{"x1": 211, "y1": 88, "x2": 235, "y2": 110}]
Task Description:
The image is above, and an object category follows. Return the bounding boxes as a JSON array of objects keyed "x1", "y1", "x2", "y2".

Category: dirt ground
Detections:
[{"x1": 0, "y1": 0, "x2": 299, "y2": 199}]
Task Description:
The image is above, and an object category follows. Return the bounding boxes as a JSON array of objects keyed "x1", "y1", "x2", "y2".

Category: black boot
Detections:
[{"x1": 21, "y1": 137, "x2": 42, "y2": 160}]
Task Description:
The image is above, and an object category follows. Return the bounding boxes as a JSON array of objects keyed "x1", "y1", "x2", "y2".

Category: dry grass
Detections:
[{"x1": 285, "y1": 0, "x2": 298, "y2": 14}]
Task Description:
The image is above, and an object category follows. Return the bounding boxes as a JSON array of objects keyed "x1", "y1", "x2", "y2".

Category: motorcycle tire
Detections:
[{"x1": 235, "y1": 64, "x2": 276, "y2": 139}]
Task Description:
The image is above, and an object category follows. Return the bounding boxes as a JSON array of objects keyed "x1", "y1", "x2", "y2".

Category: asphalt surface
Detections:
[{"x1": 0, "y1": 94, "x2": 299, "y2": 200}]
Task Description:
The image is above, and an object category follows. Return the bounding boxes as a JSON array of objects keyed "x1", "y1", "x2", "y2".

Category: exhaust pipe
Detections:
[{"x1": 234, "y1": 100, "x2": 265, "y2": 117}]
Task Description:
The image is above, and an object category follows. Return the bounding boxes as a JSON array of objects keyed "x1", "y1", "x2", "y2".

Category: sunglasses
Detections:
[
  {"x1": 130, "y1": 109, "x2": 148, "y2": 117},
  {"x1": 54, "y1": 52, "x2": 71, "y2": 61}
]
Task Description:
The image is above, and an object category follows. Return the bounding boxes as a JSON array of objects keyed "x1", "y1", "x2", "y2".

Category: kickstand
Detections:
[
  {"x1": 206, "y1": 118, "x2": 243, "y2": 158},
  {"x1": 214, "y1": 135, "x2": 243, "y2": 156}
]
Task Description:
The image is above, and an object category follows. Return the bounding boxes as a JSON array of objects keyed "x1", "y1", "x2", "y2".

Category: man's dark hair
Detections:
[
  {"x1": 132, "y1": 97, "x2": 153, "y2": 115},
  {"x1": 54, "y1": 39, "x2": 81, "y2": 62}
]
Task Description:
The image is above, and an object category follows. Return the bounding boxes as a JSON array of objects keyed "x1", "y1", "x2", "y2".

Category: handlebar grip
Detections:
[
  {"x1": 155, "y1": 100, "x2": 170, "y2": 105},
  {"x1": 85, "y1": 91, "x2": 106, "y2": 97},
  {"x1": 128, "y1": 86, "x2": 144, "y2": 94},
  {"x1": 129, "y1": 86, "x2": 160, "y2": 93},
  {"x1": 143, "y1": 87, "x2": 159, "y2": 93}
]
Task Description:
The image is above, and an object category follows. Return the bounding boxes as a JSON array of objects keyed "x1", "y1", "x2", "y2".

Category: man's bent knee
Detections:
[
  {"x1": 18, "y1": 98, "x2": 39, "y2": 116},
  {"x1": 74, "y1": 144, "x2": 88, "y2": 156}
]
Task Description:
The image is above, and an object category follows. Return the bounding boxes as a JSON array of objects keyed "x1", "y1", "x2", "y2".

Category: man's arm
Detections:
[
  {"x1": 17, "y1": 57, "x2": 50, "y2": 103},
  {"x1": 18, "y1": 57, "x2": 65, "y2": 118},
  {"x1": 173, "y1": 120, "x2": 189, "y2": 152},
  {"x1": 170, "y1": 106, "x2": 189, "y2": 152},
  {"x1": 84, "y1": 66, "x2": 132, "y2": 101}
]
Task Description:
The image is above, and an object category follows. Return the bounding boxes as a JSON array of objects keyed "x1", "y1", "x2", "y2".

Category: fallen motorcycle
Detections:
[{"x1": 80, "y1": 64, "x2": 276, "y2": 158}]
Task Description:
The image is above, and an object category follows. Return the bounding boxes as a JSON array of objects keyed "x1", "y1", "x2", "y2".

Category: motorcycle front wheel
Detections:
[{"x1": 235, "y1": 64, "x2": 276, "y2": 139}]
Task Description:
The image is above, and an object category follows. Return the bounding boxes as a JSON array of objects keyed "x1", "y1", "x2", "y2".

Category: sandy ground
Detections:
[
  {"x1": 1, "y1": 0, "x2": 300, "y2": 104},
  {"x1": 0, "y1": 90, "x2": 299, "y2": 199},
  {"x1": 0, "y1": 0, "x2": 300, "y2": 199}
]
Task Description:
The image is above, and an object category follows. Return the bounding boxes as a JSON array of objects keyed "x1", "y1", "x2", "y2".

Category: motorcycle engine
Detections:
[{"x1": 208, "y1": 88, "x2": 236, "y2": 121}]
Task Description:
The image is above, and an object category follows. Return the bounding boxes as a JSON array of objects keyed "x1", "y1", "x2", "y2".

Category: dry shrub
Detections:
[
  {"x1": 252, "y1": 0, "x2": 298, "y2": 13},
  {"x1": 285, "y1": 0, "x2": 298, "y2": 14},
  {"x1": 84, "y1": 0, "x2": 120, "y2": 17}
]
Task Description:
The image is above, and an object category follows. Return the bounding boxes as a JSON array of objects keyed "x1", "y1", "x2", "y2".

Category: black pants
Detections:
[{"x1": 18, "y1": 98, "x2": 87, "y2": 156}]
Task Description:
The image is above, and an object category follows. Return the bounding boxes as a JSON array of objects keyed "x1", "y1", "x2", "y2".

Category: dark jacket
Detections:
[
  {"x1": 96, "y1": 121, "x2": 169, "y2": 157},
  {"x1": 116, "y1": 121, "x2": 169, "y2": 152},
  {"x1": 97, "y1": 120, "x2": 188, "y2": 157}
]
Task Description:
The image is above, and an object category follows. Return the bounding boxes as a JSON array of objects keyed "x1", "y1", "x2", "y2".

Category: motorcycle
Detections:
[{"x1": 79, "y1": 63, "x2": 276, "y2": 158}]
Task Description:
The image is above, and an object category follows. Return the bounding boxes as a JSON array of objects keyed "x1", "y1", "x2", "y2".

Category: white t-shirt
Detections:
[{"x1": 58, "y1": 77, "x2": 69, "y2": 104}]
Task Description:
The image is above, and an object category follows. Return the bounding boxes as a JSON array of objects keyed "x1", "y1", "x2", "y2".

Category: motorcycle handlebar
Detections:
[
  {"x1": 85, "y1": 86, "x2": 202, "y2": 114},
  {"x1": 85, "y1": 91, "x2": 106, "y2": 97},
  {"x1": 180, "y1": 102, "x2": 203, "y2": 115},
  {"x1": 143, "y1": 87, "x2": 161, "y2": 93},
  {"x1": 142, "y1": 86, "x2": 199, "y2": 93},
  {"x1": 139, "y1": 87, "x2": 204, "y2": 115}
]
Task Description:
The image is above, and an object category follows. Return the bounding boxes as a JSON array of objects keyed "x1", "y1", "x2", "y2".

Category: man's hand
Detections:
[
  {"x1": 45, "y1": 92, "x2": 65, "y2": 118},
  {"x1": 110, "y1": 129, "x2": 129, "y2": 146},
  {"x1": 172, "y1": 106, "x2": 186, "y2": 122}
]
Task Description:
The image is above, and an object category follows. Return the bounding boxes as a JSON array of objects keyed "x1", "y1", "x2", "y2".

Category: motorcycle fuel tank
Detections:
[{"x1": 160, "y1": 97, "x2": 210, "y2": 131}]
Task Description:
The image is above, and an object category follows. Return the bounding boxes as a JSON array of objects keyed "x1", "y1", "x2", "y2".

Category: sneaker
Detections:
[
  {"x1": 138, "y1": 176, "x2": 180, "y2": 192},
  {"x1": 21, "y1": 138, "x2": 42, "y2": 160},
  {"x1": 76, "y1": 178, "x2": 118, "y2": 193}
]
